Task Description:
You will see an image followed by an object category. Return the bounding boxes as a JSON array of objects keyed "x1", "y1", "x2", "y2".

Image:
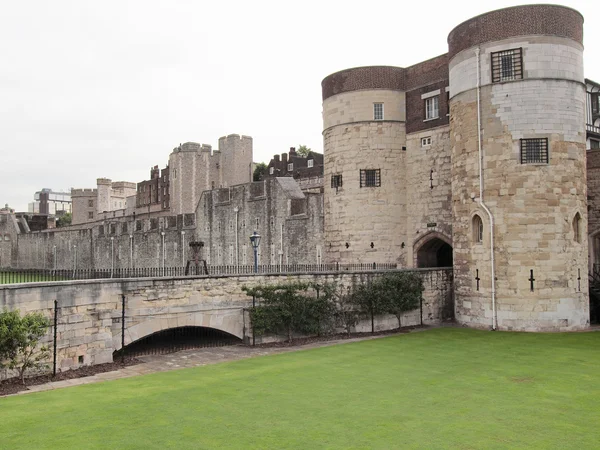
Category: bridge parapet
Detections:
[{"x1": 0, "y1": 269, "x2": 452, "y2": 376}]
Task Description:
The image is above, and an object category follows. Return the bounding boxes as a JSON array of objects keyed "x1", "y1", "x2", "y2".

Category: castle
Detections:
[{"x1": 1, "y1": 4, "x2": 599, "y2": 332}]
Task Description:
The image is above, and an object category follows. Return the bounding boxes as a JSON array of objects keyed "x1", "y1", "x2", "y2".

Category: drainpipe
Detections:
[
  {"x1": 234, "y1": 207, "x2": 239, "y2": 266},
  {"x1": 475, "y1": 47, "x2": 497, "y2": 330}
]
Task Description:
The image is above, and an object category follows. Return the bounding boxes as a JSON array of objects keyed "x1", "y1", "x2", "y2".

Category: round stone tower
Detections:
[
  {"x1": 322, "y1": 66, "x2": 407, "y2": 265},
  {"x1": 448, "y1": 4, "x2": 589, "y2": 330}
]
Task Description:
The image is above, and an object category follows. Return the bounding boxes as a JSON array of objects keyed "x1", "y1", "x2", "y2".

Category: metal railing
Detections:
[{"x1": 0, "y1": 263, "x2": 398, "y2": 285}]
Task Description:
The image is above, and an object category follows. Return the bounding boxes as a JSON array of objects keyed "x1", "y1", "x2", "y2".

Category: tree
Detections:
[
  {"x1": 331, "y1": 284, "x2": 360, "y2": 335},
  {"x1": 253, "y1": 163, "x2": 268, "y2": 181},
  {"x1": 56, "y1": 212, "x2": 72, "y2": 228},
  {"x1": 296, "y1": 145, "x2": 311, "y2": 157},
  {"x1": 243, "y1": 282, "x2": 335, "y2": 342},
  {"x1": 0, "y1": 310, "x2": 50, "y2": 384},
  {"x1": 351, "y1": 277, "x2": 389, "y2": 334},
  {"x1": 381, "y1": 272, "x2": 423, "y2": 328}
]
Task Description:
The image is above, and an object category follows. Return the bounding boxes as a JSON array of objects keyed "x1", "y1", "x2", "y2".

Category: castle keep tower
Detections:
[
  {"x1": 169, "y1": 135, "x2": 253, "y2": 215},
  {"x1": 449, "y1": 5, "x2": 589, "y2": 330},
  {"x1": 322, "y1": 67, "x2": 408, "y2": 265}
]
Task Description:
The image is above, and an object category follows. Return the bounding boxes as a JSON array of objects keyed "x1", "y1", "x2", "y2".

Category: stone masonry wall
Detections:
[
  {"x1": 0, "y1": 268, "x2": 452, "y2": 378},
  {"x1": 450, "y1": 67, "x2": 588, "y2": 331},
  {"x1": 406, "y1": 125, "x2": 453, "y2": 267}
]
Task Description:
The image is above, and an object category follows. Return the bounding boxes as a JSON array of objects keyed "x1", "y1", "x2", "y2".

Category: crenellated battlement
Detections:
[{"x1": 71, "y1": 189, "x2": 97, "y2": 197}]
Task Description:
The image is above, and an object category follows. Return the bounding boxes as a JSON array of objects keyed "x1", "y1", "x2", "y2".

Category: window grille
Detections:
[
  {"x1": 331, "y1": 174, "x2": 343, "y2": 189},
  {"x1": 492, "y1": 48, "x2": 523, "y2": 83},
  {"x1": 287, "y1": 163, "x2": 293, "y2": 171},
  {"x1": 425, "y1": 97, "x2": 439, "y2": 120},
  {"x1": 520, "y1": 138, "x2": 548, "y2": 164},
  {"x1": 373, "y1": 103, "x2": 384, "y2": 120},
  {"x1": 307, "y1": 159, "x2": 314, "y2": 168},
  {"x1": 421, "y1": 137, "x2": 432, "y2": 147},
  {"x1": 360, "y1": 169, "x2": 381, "y2": 188}
]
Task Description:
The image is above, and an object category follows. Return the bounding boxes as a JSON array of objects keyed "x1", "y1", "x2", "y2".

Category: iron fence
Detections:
[{"x1": 0, "y1": 262, "x2": 397, "y2": 285}]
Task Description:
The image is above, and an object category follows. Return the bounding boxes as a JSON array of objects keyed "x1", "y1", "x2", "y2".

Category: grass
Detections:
[
  {"x1": 1, "y1": 328, "x2": 599, "y2": 449},
  {"x1": 0, "y1": 271, "x2": 65, "y2": 284}
]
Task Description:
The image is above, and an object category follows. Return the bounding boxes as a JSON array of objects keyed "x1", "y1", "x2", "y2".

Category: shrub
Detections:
[{"x1": 0, "y1": 310, "x2": 51, "y2": 384}]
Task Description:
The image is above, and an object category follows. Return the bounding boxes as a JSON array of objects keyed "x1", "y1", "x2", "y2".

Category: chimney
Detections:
[
  {"x1": 274, "y1": 154, "x2": 280, "y2": 162},
  {"x1": 289, "y1": 147, "x2": 296, "y2": 155}
]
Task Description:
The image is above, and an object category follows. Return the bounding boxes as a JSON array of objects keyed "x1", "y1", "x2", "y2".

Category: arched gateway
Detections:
[{"x1": 414, "y1": 232, "x2": 453, "y2": 268}]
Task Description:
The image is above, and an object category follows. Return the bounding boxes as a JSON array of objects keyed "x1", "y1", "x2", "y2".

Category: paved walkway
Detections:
[{"x1": 20, "y1": 333, "x2": 399, "y2": 396}]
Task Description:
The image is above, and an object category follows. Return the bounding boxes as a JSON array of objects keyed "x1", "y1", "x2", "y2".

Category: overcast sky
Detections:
[{"x1": 1, "y1": 0, "x2": 598, "y2": 211}]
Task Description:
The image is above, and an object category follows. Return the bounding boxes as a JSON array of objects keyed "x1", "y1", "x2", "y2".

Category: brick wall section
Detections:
[
  {"x1": 447, "y1": 4, "x2": 583, "y2": 60},
  {"x1": 0, "y1": 268, "x2": 452, "y2": 376},
  {"x1": 587, "y1": 150, "x2": 600, "y2": 237},
  {"x1": 322, "y1": 66, "x2": 406, "y2": 101}
]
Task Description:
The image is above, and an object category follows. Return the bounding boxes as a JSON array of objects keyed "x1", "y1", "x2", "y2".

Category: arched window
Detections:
[
  {"x1": 573, "y1": 213, "x2": 582, "y2": 243},
  {"x1": 472, "y1": 215, "x2": 483, "y2": 243}
]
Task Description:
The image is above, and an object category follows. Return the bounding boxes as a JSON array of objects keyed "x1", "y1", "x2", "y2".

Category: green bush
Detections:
[{"x1": 0, "y1": 310, "x2": 51, "y2": 384}]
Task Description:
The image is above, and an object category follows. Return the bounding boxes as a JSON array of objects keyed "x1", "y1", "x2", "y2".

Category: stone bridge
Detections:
[{"x1": 0, "y1": 269, "x2": 452, "y2": 373}]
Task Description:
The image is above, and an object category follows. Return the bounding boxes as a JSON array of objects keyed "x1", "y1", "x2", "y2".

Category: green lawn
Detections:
[
  {"x1": 1, "y1": 328, "x2": 599, "y2": 449},
  {"x1": 0, "y1": 272, "x2": 65, "y2": 284}
]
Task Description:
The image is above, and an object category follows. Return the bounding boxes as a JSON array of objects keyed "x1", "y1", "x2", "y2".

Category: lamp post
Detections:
[
  {"x1": 110, "y1": 237, "x2": 115, "y2": 278},
  {"x1": 249, "y1": 231, "x2": 261, "y2": 273}
]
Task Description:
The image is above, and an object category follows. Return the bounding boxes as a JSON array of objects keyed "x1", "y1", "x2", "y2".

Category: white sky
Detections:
[{"x1": 1, "y1": 0, "x2": 598, "y2": 211}]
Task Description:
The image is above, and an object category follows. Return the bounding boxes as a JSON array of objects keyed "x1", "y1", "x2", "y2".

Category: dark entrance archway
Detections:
[
  {"x1": 113, "y1": 326, "x2": 242, "y2": 358},
  {"x1": 415, "y1": 234, "x2": 453, "y2": 268}
]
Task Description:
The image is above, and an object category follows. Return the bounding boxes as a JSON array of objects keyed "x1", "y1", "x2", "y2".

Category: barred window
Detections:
[
  {"x1": 520, "y1": 138, "x2": 548, "y2": 164},
  {"x1": 492, "y1": 48, "x2": 523, "y2": 83},
  {"x1": 373, "y1": 103, "x2": 384, "y2": 120},
  {"x1": 360, "y1": 169, "x2": 381, "y2": 188},
  {"x1": 331, "y1": 174, "x2": 343, "y2": 189}
]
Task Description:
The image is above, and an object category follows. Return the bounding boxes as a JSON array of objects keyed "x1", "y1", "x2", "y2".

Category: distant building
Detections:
[
  {"x1": 71, "y1": 179, "x2": 136, "y2": 225},
  {"x1": 28, "y1": 188, "x2": 71, "y2": 215},
  {"x1": 136, "y1": 165, "x2": 170, "y2": 212},
  {"x1": 265, "y1": 147, "x2": 324, "y2": 192}
]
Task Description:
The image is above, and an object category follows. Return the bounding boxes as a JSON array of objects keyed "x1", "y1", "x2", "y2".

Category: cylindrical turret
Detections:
[
  {"x1": 448, "y1": 4, "x2": 589, "y2": 330},
  {"x1": 322, "y1": 66, "x2": 408, "y2": 265}
]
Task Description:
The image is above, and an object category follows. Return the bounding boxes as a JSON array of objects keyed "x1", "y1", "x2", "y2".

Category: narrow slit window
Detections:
[{"x1": 473, "y1": 215, "x2": 484, "y2": 243}]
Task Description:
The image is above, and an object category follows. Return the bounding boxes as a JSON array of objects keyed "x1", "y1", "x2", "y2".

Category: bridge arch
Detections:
[{"x1": 112, "y1": 310, "x2": 244, "y2": 352}]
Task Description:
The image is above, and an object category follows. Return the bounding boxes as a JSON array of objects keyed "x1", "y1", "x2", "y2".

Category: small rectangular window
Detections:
[
  {"x1": 492, "y1": 48, "x2": 523, "y2": 83},
  {"x1": 373, "y1": 103, "x2": 384, "y2": 120},
  {"x1": 88, "y1": 200, "x2": 94, "y2": 207},
  {"x1": 591, "y1": 140, "x2": 600, "y2": 149},
  {"x1": 307, "y1": 159, "x2": 314, "y2": 168},
  {"x1": 360, "y1": 169, "x2": 381, "y2": 188},
  {"x1": 269, "y1": 166, "x2": 274, "y2": 175},
  {"x1": 331, "y1": 174, "x2": 343, "y2": 189},
  {"x1": 421, "y1": 137, "x2": 432, "y2": 147},
  {"x1": 520, "y1": 138, "x2": 549, "y2": 164},
  {"x1": 88, "y1": 211, "x2": 94, "y2": 219},
  {"x1": 425, "y1": 97, "x2": 439, "y2": 120},
  {"x1": 287, "y1": 163, "x2": 293, "y2": 172}
]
